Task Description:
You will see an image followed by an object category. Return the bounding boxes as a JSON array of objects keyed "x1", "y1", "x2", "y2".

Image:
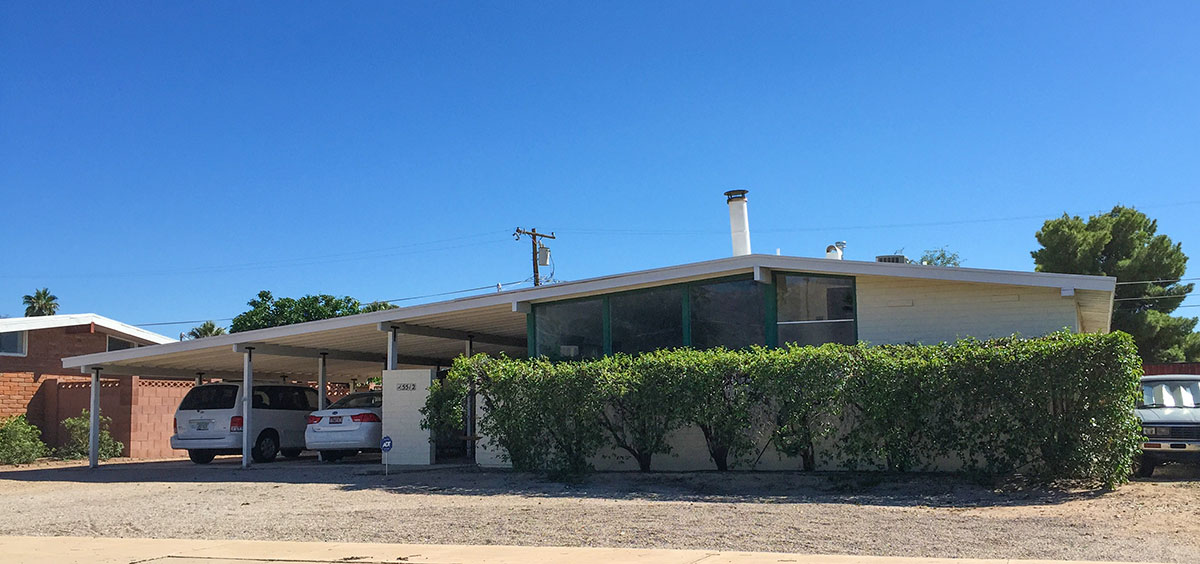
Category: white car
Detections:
[
  {"x1": 305, "y1": 391, "x2": 383, "y2": 462},
  {"x1": 1135, "y1": 374, "x2": 1200, "y2": 477},
  {"x1": 172, "y1": 383, "x2": 319, "y2": 464}
]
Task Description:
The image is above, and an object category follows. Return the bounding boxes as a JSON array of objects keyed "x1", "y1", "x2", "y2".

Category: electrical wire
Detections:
[
  {"x1": 1, "y1": 230, "x2": 513, "y2": 280},
  {"x1": 134, "y1": 278, "x2": 535, "y2": 328},
  {"x1": 1115, "y1": 277, "x2": 1200, "y2": 285},
  {"x1": 548, "y1": 199, "x2": 1200, "y2": 236},
  {"x1": 1113, "y1": 295, "x2": 1196, "y2": 302}
]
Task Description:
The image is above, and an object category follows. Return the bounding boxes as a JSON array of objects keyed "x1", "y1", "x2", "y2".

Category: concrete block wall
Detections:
[
  {"x1": 129, "y1": 378, "x2": 193, "y2": 459},
  {"x1": 855, "y1": 276, "x2": 1079, "y2": 345}
]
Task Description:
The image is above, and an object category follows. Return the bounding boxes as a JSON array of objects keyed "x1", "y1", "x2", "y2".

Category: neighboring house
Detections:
[{"x1": 0, "y1": 314, "x2": 186, "y2": 458}]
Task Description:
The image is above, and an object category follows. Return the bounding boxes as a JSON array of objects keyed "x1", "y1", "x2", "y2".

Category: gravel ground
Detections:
[{"x1": 0, "y1": 455, "x2": 1197, "y2": 563}]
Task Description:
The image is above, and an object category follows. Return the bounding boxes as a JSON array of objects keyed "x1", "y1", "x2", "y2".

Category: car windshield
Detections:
[
  {"x1": 328, "y1": 392, "x2": 382, "y2": 410},
  {"x1": 179, "y1": 385, "x2": 238, "y2": 410},
  {"x1": 1140, "y1": 380, "x2": 1200, "y2": 408}
]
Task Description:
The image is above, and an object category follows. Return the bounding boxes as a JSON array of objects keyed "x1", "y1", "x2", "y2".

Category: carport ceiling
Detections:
[{"x1": 63, "y1": 303, "x2": 526, "y2": 382}]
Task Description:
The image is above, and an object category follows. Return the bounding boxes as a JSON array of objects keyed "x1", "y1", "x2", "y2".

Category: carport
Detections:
[{"x1": 61, "y1": 299, "x2": 531, "y2": 469}]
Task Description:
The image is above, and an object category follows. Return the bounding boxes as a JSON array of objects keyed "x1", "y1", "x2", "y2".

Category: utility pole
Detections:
[{"x1": 514, "y1": 227, "x2": 556, "y2": 286}]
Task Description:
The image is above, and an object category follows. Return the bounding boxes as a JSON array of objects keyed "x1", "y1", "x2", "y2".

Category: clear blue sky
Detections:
[{"x1": 3, "y1": 2, "x2": 1198, "y2": 336}]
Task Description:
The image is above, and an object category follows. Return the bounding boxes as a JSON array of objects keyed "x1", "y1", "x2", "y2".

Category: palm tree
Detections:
[
  {"x1": 187, "y1": 321, "x2": 227, "y2": 339},
  {"x1": 22, "y1": 288, "x2": 59, "y2": 317}
]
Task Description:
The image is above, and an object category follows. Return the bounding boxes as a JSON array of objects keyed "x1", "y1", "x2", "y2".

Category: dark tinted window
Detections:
[
  {"x1": 329, "y1": 392, "x2": 383, "y2": 409},
  {"x1": 610, "y1": 287, "x2": 684, "y2": 354},
  {"x1": 179, "y1": 385, "x2": 238, "y2": 410},
  {"x1": 776, "y1": 274, "x2": 856, "y2": 346},
  {"x1": 260, "y1": 386, "x2": 316, "y2": 410},
  {"x1": 535, "y1": 298, "x2": 604, "y2": 360},
  {"x1": 690, "y1": 279, "x2": 765, "y2": 349},
  {"x1": 107, "y1": 336, "x2": 135, "y2": 351}
]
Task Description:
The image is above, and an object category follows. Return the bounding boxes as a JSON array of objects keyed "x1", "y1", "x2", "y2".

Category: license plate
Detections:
[
  {"x1": 194, "y1": 422, "x2": 209, "y2": 431},
  {"x1": 329, "y1": 416, "x2": 342, "y2": 424}
]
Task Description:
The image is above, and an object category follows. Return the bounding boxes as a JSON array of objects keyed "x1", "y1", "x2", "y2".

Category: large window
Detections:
[
  {"x1": 0, "y1": 331, "x2": 27, "y2": 356},
  {"x1": 534, "y1": 298, "x2": 604, "y2": 360},
  {"x1": 689, "y1": 278, "x2": 765, "y2": 349},
  {"x1": 107, "y1": 336, "x2": 136, "y2": 351},
  {"x1": 775, "y1": 274, "x2": 856, "y2": 346},
  {"x1": 610, "y1": 286, "x2": 684, "y2": 354}
]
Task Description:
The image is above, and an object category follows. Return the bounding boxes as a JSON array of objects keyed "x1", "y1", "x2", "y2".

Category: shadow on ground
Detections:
[{"x1": 5, "y1": 454, "x2": 1196, "y2": 509}]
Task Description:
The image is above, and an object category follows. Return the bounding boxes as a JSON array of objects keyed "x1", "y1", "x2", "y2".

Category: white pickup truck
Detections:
[{"x1": 1135, "y1": 374, "x2": 1200, "y2": 477}]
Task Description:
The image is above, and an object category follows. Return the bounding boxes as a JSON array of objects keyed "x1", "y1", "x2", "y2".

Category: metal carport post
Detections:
[
  {"x1": 88, "y1": 367, "x2": 101, "y2": 469},
  {"x1": 242, "y1": 347, "x2": 254, "y2": 468}
]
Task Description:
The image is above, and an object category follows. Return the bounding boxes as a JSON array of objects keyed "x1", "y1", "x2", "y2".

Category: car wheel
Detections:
[
  {"x1": 320, "y1": 450, "x2": 343, "y2": 462},
  {"x1": 1134, "y1": 455, "x2": 1157, "y2": 478},
  {"x1": 280, "y1": 448, "x2": 303, "y2": 459},
  {"x1": 188, "y1": 450, "x2": 215, "y2": 464},
  {"x1": 251, "y1": 431, "x2": 279, "y2": 463}
]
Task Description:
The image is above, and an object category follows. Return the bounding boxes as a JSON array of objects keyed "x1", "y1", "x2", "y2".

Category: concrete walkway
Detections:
[{"x1": 0, "y1": 536, "x2": 1161, "y2": 564}]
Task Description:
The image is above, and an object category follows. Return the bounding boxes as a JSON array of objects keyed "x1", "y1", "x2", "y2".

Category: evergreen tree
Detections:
[{"x1": 1032, "y1": 206, "x2": 1198, "y2": 362}]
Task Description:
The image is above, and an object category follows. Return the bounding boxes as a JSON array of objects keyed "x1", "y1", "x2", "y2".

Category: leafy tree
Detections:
[
  {"x1": 22, "y1": 288, "x2": 59, "y2": 317},
  {"x1": 230, "y1": 290, "x2": 398, "y2": 332},
  {"x1": 187, "y1": 321, "x2": 227, "y2": 339},
  {"x1": 893, "y1": 247, "x2": 963, "y2": 266},
  {"x1": 918, "y1": 247, "x2": 962, "y2": 267},
  {"x1": 1032, "y1": 206, "x2": 1198, "y2": 362}
]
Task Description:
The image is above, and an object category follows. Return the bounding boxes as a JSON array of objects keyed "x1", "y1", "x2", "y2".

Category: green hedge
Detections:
[
  {"x1": 424, "y1": 331, "x2": 1143, "y2": 485},
  {"x1": 0, "y1": 415, "x2": 48, "y2": 465}
]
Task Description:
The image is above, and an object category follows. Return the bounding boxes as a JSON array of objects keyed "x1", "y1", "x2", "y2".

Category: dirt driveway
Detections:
[{"x1": 0, "y1": 455, "x2": 1196, "y2": 563}]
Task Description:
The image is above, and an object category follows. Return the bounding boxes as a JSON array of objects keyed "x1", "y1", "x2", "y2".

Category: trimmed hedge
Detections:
[{"x1": 424, "y1": 331, "x2": 1143, "y2": 485}]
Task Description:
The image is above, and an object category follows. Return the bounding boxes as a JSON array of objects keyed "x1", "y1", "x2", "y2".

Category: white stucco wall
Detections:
[{"x1": 854, "y1": 276, "x2": 1079, "y2": 345}]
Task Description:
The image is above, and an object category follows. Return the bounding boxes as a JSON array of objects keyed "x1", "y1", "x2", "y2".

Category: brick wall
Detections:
[
  {"x1": 52, "y1": 378, "x2": 130, "y2": 455},
  {"x1": 0, "y1": 372, "x2": 40, "y2": 420},
  {"x1": 0, "y1": 326, "x2": 110, "y2": 377},
  {"x1": 1144, "y1": 363, "x2": 1200, "y2": 375}
]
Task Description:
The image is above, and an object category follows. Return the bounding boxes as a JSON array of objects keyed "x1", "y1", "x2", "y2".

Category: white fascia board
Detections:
[
  {"x1": 62, "y1": 254, "x2": 1115, "y2": 370},
  {"x1": 0, "y1": 314, "x2": 174, "y2": 345}
]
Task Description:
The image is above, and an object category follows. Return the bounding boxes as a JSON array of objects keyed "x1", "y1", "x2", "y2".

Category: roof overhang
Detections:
[
  {"x1": 61, "y1": 254, "x2": 1115, "y2": 380},
  {"x1": 0, "y1": 313, "x2": 174, "y2": 345}
]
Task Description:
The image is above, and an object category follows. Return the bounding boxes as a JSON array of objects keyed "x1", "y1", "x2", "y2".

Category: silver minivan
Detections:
[{"x1": 171, "y1": 383, "x2": 319, "y2": 464}]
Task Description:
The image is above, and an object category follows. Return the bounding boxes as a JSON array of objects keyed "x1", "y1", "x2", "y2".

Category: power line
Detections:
[
  {"x1": 549, "y1": 199, "x2": 1200, "y2": 236},
  {"x1": 2, "y1": 230, "x2": 512, "y2": 280},
  {"x1": 1113, "y1": 295, "x2": 1196, "y2": 302},
  {"x1": 1115, "y1": 277, "x2": 1200, "y2": 285},
  {"x1": 133, "y1": 278, "x2": 533, "y2": 328}
]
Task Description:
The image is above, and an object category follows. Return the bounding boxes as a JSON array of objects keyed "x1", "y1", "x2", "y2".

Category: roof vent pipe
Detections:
[{"x1": 725, "y1": 189, "x2": 751, "y2": 256}]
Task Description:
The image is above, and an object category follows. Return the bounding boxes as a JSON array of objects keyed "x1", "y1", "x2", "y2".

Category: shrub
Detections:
[
  {"x1": 56, "y1": 409, "x2": 124, "y2": 460},
  {"x1": 0, "y1": 415, "x2": 47, "y2": 465},
  {"x1": 597, "y1": 352, "x2": 689, "y2": 471},
  {"x1": 426, "y1": 332, "x2": 1143, "y2": 486}
]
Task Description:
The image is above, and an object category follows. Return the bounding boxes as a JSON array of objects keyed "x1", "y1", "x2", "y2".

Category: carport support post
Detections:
[
  {"x1": 386, "y1": 326, "x2": 398, "y2": 370},
  {"x1": 242, "y1": 347, "x2": 254, "y2": 469},
  {"x1": 317, "y1": 353, "x2": 328, "y2": 410},
  {"x1": 465, "y1": 337, "x2": 475, "y2": 461},
  {"x1": 89, "y1": 367, "x2": 101, "y2": 469}
]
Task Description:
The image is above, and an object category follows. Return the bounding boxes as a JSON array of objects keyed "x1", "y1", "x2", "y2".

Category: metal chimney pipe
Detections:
[{"x1": 725, "y1": 190, "x2": 751, "y2": 256}]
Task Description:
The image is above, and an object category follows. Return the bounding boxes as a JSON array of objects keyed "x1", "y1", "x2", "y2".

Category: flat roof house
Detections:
[{"x1": 59, "y1": 192, "x2": 1117, "y2": 468}]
